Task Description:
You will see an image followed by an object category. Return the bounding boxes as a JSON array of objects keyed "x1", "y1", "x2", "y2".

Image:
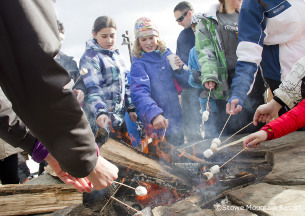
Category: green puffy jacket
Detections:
[{"x1": 195, "y1": 14, "x2": 229, "y2": 100}]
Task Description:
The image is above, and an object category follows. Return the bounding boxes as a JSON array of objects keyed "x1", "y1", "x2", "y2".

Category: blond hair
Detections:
[{"x1": 132, "y1": 36, "x2": 167, "y2": 58}]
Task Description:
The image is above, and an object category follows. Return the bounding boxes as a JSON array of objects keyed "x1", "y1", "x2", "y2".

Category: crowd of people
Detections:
[{"x1": 1, "y1": 0, "x2": 305, "y2": 196}]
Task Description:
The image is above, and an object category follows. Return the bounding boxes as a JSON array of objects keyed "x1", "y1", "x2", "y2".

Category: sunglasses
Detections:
[{"x1": 176, "y1": 11, "x2": 188, "y2": 22}]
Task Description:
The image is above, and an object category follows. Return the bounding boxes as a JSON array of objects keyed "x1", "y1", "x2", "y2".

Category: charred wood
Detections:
[{"x1": 99, "y1": 138, "x2": 195, "y2": 193}]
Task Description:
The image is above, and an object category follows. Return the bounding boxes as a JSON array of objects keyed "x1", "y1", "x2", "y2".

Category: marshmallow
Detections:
[
  {"x1": 203, "y1": 149, "x2": 213, "y2": 158},
  {"x1": 183, "y1": 65, "x2": 189, "y2": 70},
  {"x1": 212, "y1": 138, "x2": 221, "y2": 146},
  {"x1": 202, "y1": 111, "x2": 209, "y2": 122},
  {"x1": 210, "y1": 165, "x2": 220, "y2": 174},
  {"x1": 80, "y1": 68, "x2": 88, "y2": 75},
  {"x1": 200, "y1": 131, "x2": 205, "y2": 139},
  {"x1": 210, "y1": 143, "x2": 218, "y2": 152},
  {"x1": 135, "y1": 186, "x2": 147, "y2": 196},
  {"x1": 203, "y1": 172, "x2": 214, "y2": 180}
]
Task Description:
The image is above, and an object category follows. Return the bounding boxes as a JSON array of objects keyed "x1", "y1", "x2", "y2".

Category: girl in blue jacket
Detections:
[
  {"x1": 130, "y1": 17, "x2": 190, "y2": 146},
  {"x1": 79, "y1": 16, "x2": 137, "y2": 145}
]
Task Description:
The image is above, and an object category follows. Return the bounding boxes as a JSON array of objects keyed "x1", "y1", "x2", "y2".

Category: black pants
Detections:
[
  {"x1": 181, "y1": 87, "x2": 202, "y2": 142},
  {"x1": 0, "y1": 154, "x2": 19, "y2": 184}
]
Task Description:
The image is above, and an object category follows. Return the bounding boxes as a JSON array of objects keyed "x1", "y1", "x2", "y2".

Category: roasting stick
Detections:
[
  {"x1": 204, "y1": 148, "x2": 246, "y2": 180},
  {"x1": 218, "y1": 113, "x2": 232, "y2": 139},
  {"x1": 95, "y1": 128, "x2": 101, "y2": 139},
  {"x1": 113, "y1": 180, "x2": 136, "y2": 190},
  {"x1": 181, "y1": 120, "x2": 252, "y2": 151},
  {"x1": 72, "y1": 68, "x2": 88, "y2": 88},
  {"x1": 220, "y1": 121, "x2": 254, "y2": 145},
  {"x1": 162, "y1": 128, "x2": 167, "y2": 140},
  {"x1": 111, "y1": 197, "x2": 145, "y2": 215},
  {"x1": 217, "y1": 136, "x2": 247, "y2": 151},
  {"x1": 99, "y1": 181, "x2": 122, "y2": 215},
  {"x1": 206, "y1": 88, "x2": 212, "y2": 111},
  {"x1": 219, "y1": 148, "x2": 246, "y2": 169}
]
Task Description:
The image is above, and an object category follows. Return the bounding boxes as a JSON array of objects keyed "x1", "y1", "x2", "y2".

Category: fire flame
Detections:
[{"x1": 136, "y1": 182, "x2": 183, "y2": 207}]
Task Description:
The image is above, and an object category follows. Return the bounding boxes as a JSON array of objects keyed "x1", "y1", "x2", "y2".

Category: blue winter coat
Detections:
[
  {"x1": 130, "y1": 49, "x2": 190, "y2": 137},
  {"x1": 230, "y1": 0, "x2": 305, "y2": 105},
  {"x1": 79, "y1": 39, "x2": 135, "y2": 127}
]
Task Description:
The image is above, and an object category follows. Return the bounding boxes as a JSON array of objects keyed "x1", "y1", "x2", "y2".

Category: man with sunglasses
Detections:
[{"x1": 173, "y1": 1, "x2": 201, "y2": 143}]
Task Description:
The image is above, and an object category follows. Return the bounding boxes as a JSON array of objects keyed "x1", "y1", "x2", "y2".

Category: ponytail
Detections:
[{"x1": 219, "y1": 0, "x2": 226, "y2": 13}]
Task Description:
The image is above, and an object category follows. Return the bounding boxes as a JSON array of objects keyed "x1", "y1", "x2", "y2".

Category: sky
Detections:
[{"x1": 53, "y1": 0, "x2": 216, "y2": 68}]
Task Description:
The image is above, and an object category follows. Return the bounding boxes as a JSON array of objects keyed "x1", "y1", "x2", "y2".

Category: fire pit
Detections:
[{"x1": 85, "y1": 134, "x2": 272, "y2": 216}]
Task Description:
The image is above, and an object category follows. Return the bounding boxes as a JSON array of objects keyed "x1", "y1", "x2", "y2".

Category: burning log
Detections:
[
  {"x1": 187, "y1": 173, "x2": 256, "y2": 208},
  {"x1": 100, "y1": 138, "x2": 195, "y2": 193},
  {"x1": 150, "y1": 140, "x2": 206, "y2": 164},
  {"x1": 0, "y1": 184, "x2": 82, "y2": 216}
]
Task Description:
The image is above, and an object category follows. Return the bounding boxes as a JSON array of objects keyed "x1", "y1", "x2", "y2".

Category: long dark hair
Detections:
[
  {"x1": 219, "y1": 0, "x2": 226, "y2": 13},
  {"x1": 92, "y1": 16, "x2": 116, "y2": 34}
]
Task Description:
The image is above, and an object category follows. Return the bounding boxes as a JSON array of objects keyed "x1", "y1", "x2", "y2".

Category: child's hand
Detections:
[
  {"x1": 152, "y1": 114, "x2": 169, "y2": 129},
  {"x1": 129, "y1": 112, "x2": 137, "y2": 122},
  {"x1": 174, "y1": 56, "x2": 183, "y2": 70},
  {"x1": 73, "y1": 89, "x2": 84, "y2": 104},
  {"x1": 96, "y1": 114, "x2": 109, "y2": 129},
  {"x1": 226, "y1": 98, "x2": 242, "y2": 115},
  {"x1": 243, "y1": 130, "x2": 268, "y2": 149},
  {"x1": 253, "y1": 99, "x2": 282, "y2": 126},
  {"x1": 204, "y1": 81, "x2": 216, "y2": 90}
]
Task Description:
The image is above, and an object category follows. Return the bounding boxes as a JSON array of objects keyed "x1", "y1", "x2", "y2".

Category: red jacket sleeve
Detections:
[{"x1": 263, "y1": 99, "x2": 305, "y2": 139}]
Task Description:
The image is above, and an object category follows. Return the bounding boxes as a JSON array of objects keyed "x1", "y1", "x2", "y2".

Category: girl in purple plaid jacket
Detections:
[{"x1": 79, "y1": 16, "x2": 137, "y2": 143}]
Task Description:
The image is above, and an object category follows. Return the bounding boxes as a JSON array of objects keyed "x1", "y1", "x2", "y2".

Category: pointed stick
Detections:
[
  {"x1": 218, "y1": 114, "x2": 232, "y2": 139},
  {"x1": 72, "y1": 68, "x2": 88, "y2": 89},
  {"x1": 111, "y1": 197, "x2": 145, "y2": 215},
  {"x1": 113, "y1": 181, "x2": 137, "y2": 190},
  {"x1": 206, "y1": 88, "x2": 212, "y2": 111},
  {"x1": 99, "y1": 179, "x2": 123, "y2": 215},
  {"x1": 219, "y1": 148, "x2": 246, "y2": 169},
  {"x1": 220, "y1": 121, "x2": 254, "y2": 145}
]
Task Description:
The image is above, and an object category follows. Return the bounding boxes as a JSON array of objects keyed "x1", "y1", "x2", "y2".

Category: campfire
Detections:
[{"x1": 94, "y1": 124, "x2": 272, "y2": 216}]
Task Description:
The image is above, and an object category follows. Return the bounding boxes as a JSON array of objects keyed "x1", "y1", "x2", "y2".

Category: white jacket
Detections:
[{"x1": 274, "y1": 56, "x2": 305, "y2": 109}]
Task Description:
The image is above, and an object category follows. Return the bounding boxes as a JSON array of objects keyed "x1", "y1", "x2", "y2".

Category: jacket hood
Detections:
[
  {"x1": 204, "y1": 3, "x2": 240, "y2": 21},
  {"x1": 204, "y1": 3, "x2": 220, "y2": 20},
  {"x1": 132, "y1": 48, "x2": 171, "y2": 64},
  {"x1": 85, "y1": 39, "x2": 119, "y2": 56}
]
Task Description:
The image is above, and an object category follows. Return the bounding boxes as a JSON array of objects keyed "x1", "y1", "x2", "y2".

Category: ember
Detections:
[
  {"x1": 95, "y1": 133, "x2": 272, "y2": 216},
  {"x1": 135, "y1": 182, "x2": 183, "y2": 207}
]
